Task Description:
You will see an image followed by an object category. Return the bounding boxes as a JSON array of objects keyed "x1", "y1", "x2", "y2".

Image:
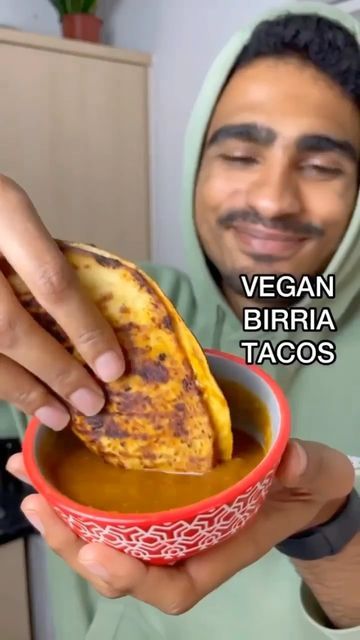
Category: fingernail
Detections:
[
  {"x1": 5, "y1": 464, "x2": 30, "y2": 485},
  {"x1": 94, "y1": 350, "x2": 124, "y2": 382},
  {"x1": 79, "y1": 560, "x2": 110, "y2": 582},
  {"x1": 22, "y1": 510, "x2": 44, "y2": 535},
  {"x1": 293, "y1": 441, "x2": 308, "y2": 475},
  {"x1": 35, "y1": 405, "x2": 70, "y2": 430},
  {"x1": 70, "y1": 388, "x2": 105, "y2": 416}
]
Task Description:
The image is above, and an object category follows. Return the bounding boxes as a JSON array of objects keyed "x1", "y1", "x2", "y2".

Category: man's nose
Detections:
[{"x1": 247, "y1": 163, "x2": 302, "y2": 219}]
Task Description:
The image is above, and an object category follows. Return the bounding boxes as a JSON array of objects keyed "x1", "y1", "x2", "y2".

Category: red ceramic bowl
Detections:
[{"x1": 22, "y1": 349, "x2": 291, "y2": 565}]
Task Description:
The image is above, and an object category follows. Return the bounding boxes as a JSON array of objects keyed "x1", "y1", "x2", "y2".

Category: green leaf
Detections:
[
  {"x1": 82, "y1": 0, "x2": 98, "y2": 12},
  {"x1": 64, "y1": 0, "x2": 78, "y2": 12},
  {"x1": 48, "y1": 0, "x2": 97, "y2": 14},
  {"x1": 74, "y1": 0, "x2": 85, "y2": 11},
  {"x1": 48, "y1": 0, "x2": 67, "y2": 16}
]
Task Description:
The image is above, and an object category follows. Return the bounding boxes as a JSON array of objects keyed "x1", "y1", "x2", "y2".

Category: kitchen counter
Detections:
[{"x1": 0, "y1": 437, "x2": 35, "y2": 544}]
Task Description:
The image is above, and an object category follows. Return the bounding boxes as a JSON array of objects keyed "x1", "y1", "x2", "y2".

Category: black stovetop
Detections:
[{"x1": 0, "y1": 438, "x2": 36, "y2": 545}]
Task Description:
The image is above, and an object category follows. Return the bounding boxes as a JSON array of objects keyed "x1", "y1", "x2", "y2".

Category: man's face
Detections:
[{"x1": 195, "y1": 57, "x2": 360, "y2": 301}]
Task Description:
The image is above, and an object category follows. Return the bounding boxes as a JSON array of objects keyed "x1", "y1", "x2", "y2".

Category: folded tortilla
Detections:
[{"x1": 5, "y1": 241, "x2": 233, "y2": 473}]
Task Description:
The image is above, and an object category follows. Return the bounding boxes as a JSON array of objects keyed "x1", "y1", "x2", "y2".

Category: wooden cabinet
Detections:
[{"x1": 0, "y1": 29, "x2": 151, "y2": 261}]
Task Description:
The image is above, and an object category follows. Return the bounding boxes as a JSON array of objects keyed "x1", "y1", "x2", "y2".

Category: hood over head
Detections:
[{"x1": 181, "y1": 1, "x2": 360, "y2": 338}]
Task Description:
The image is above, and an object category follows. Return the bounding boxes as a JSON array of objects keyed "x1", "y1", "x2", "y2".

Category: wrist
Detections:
[
  {"x1": 306, "y1": 495, "x2": 350, "y2": 531},
  {"x1": 275, "y1": 489, "x2": 360, "y2": 561}
]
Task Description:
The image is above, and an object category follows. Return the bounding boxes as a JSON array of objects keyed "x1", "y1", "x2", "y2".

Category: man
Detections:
[{"x1": 1, "y1": 1, "x2": 360, "y2": 639}]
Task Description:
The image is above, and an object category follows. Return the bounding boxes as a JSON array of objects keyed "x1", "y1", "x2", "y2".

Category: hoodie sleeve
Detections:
[
  {"x1": 299, "y1": 465, "x2": 360, "y2": 638},
  {"x1": 300, "y1": 585, "x2": 360, "y2": 639}
]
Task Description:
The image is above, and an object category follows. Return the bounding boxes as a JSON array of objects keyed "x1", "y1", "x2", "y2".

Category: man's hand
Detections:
[
  {"x1": 6, "y1": 439, "x2": 355, "y2": 615},
  {"x1": 0, "y1": 175, "x2": 125, "y2": 429}
]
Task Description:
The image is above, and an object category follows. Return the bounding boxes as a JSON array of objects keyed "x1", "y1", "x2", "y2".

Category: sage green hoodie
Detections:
[{"x1": 1, "y1": 2, "x2": 360, "y2": 639}]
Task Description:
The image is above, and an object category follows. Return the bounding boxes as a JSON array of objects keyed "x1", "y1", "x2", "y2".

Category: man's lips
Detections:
[{"x1": 229, "y1": 223, "x2": 308, "y2": 257}]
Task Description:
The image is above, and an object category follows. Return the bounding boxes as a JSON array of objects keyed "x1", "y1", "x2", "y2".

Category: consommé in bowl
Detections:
[{"x1": 22, "y1": 349, "x2": 291, "y2": 565}]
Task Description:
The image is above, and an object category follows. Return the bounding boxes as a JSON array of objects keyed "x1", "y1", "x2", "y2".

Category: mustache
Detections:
[{"x1": 217, "y1": 208, "x2": 324, "y2": 237}]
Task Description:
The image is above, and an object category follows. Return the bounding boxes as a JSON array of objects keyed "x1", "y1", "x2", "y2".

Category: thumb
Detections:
[{"x1": 276, "y1": 439, "x2": 355, "y2": 500}]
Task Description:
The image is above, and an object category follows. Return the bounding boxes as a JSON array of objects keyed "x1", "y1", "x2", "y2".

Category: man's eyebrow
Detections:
[
  {"x1": 297, "y1": 134, "x2": 358, "y2": 163},
  {"x1": 206, "y1": 123, "x2": 277, "y2": 148}
]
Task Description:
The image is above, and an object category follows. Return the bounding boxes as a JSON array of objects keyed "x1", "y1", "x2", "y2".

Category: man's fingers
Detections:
[
  {"x1": 0, "y1": 272, "x2": 108, "y2": 417},
  {"x1": 20, "y1": 494, "x2": 114, "y2": 596},
  {"x1": 78, "y1": 542, "x2": 198, "y2": 614},
  {"x1": 277, "y1": 439, "x2": 355, "y2": 500},
  {"x1": 21, "y1": 489, "x2": 197, "y2": 613},
  {"x1": 21, "y1": 494, "x2": 84, "y2": 558},
  {"x1": 6, "y1": 452, "x2": 32, "y2": 485},
  {"x1": 19, "y1": 485, "x2": 316, "y2": 615},
  {"x1": 15, "y1": 250, "x2": 125, "y2": 384},
  {"x1": 0, "y1": 176, "x2": 124, "y2": 389},
  {"x1": 0, "y1": 352, "x2": 71, "y2": 429},
  {"x1": 78, "y1": 516, "x2": 268, "y2": 615}
]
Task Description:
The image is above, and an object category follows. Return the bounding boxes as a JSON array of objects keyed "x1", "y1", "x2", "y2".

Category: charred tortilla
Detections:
[{"x1": 5, "y1": 241, "x2": 233, "y2": 473}]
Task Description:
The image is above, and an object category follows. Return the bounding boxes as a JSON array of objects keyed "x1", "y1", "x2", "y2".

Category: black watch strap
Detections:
[{"x1": 275, "y1": 488, "x2": 360, "y2": 561}]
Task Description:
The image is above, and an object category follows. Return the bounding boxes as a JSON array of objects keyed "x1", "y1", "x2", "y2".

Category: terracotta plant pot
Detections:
[{"x1": 62, "y1": 14, "x2": 103, "y2": 43}]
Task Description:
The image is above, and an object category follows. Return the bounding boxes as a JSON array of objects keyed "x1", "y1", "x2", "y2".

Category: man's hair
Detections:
[{"x1": 230, "y1": 14, "x2": 360, "y2": 108}]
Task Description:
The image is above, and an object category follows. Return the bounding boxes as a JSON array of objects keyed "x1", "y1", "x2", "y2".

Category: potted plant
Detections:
[{"x1": 49, "y1": 1, "x2": 103, "y2": 43}]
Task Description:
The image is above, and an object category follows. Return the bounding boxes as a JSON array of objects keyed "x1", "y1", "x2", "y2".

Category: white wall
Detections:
[
  {"x1": 105, "y1": 0, "x2": 295, "y2": 270},
  {"x1": 0, "y1": 0, "x2": 289, "y2": 270},
  {"x1": 0, "y1": 0, "x2": 59, "y2": 36}
]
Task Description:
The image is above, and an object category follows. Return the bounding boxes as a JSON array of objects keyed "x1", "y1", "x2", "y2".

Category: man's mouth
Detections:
[{"x1": 230, "y1": 223, "x2": 308, "y2": 258}]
